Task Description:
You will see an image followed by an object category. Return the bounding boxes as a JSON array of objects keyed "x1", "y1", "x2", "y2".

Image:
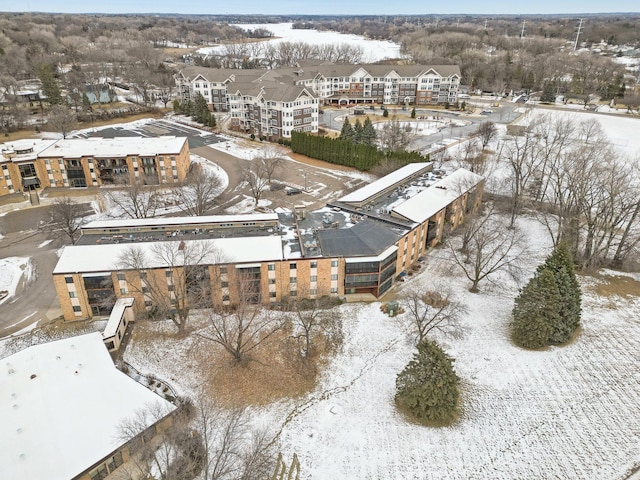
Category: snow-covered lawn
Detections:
[
  {"x1": 0, "y1": 257, "x2": 34, "y2": 306},
  {"x1": 122, "y1": 215, "x2": 640, "y2": 479}
]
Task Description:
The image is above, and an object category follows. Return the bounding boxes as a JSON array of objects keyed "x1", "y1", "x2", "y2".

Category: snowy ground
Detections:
[
  {"x1": 0, "y1": 257, "x2": 34, "y2": 306},
  {"x1": 121, "y1": 214, "x2": 640, "y2": 479},
  {"x1": 197, "y1": 22, "x2": 401, "y2": 63}
]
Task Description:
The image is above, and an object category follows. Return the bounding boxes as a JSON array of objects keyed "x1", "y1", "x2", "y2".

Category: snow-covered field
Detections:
[
  {"x1": 121, "y1": 215, "x2": 640, "y2": 479},
  {"x1": 197, "y1": 22, "x2": 401, "y2": 63}
]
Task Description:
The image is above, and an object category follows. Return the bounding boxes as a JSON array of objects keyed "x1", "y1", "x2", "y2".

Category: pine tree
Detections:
[
  {"x1": 39, "y1": 65, "x2": 62, "y2": 105},
  {"x1": 512, "y1": 268, "x2": 559, "y2": 349},
  {"x1": 361, "y1": 116, "x2": 377, "y2": 146},
  {"x1": 537, "y1": 244, "x2": 581, "y2": 343},
  {"x1": 82, "y1": 93, "x2": 92, "y2": 111},
  {"x1": 353, "y1": 118, "x2": 363, "y2": 144},
  {"x1": 339, "y1": 118, "x2": 354, "y2": 142},
  {"x1": 540, "y1": 83, "x2": 556, "y2": 103},
  {"x1": 411, "y1": 107, "x2": 416, "y2": 118},
  {"x1": 395, "y1": 339, "x2": 460, "y2": 425},
  {"x1": 382, "y1": 107, "x2": 389, "y2": 118}
]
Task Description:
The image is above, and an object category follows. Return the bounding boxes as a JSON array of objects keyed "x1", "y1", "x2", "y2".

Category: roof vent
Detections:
[{"x1": 30, "y1": 374, "x2": 37, "y2": 380}]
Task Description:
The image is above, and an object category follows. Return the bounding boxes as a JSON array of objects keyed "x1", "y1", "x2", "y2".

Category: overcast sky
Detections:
[{"x1": 6, "y1": 0, "x2": 640, "y2": 15}]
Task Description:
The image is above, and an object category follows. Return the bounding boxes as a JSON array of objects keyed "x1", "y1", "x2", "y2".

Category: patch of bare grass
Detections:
[{"x1": 590, "y1": 273, "x2": 640, "y2": 299}]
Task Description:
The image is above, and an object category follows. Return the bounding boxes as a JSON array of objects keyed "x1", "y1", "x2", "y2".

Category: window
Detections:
[
  {"x1": 290, "y1": 263, "x2": 297, "y2": 270},
  {"x1": 331, "y1": 260, "x2": 339, "y2": 267},
  {"x1": 221, "y1": 281, "x2": 229, "y2": 288},
  {"x1": 269, "y1": 278, "x2": 276, "y2": 284},
  {"x1": 168, "y1": 285, "x2": 175, "y2": 292},
  {"x1": 289, "y1": 290, "x2": 297, "y2": 297},
  {"x1": 331, "y1": 287, "x2": 338, "y2": 294},
  {"x1": 222, "y1": 295, "x2": 230, "y2": 301},
  {"x1": 310, "y1": 289, "x2": 317, "y2": 296},
  {"x1": 310, "y1": 261, "x2": 317, "y2": 268},
  {"x1": 331, "y1": 274, "x2": 338, "y2": 280},
  {"x1": 165, "y1": 270, "x2": 173, "y2": 277},
  {"x1": 290, "y1": 277, "x2": 297, "y2": 283},
  {"x1": 144, "y1": 300, "x2": 153, "y2": 307},
  {"x1": 142, "y1": 286, "x2": 149, "y2": 293},
  {"x1": 220, "y1": 266, "x2": 227, "y2": 274},
  {"x1": 65, "y1": 276, "x2": 74, "y2": 284},
  {"x1": 69, "y1": 291, "x2": 77, "y2": 298},
  {"x1": 310, "y1": 275, "x2": 317, "y2": 282},
  {"x1": 117, "y1": 273, "x2": 125, "y2": 281},
  {"x1": 269, "y1": 292, "x2": 277, "y2": 298},
  {"x1": 268, "y1": 264, "x2": 275, "y2": 271},
  {"x1": 73, "y1": 306, "x2": 82, "y2": 312},
  {"x1": 120, "y1": 288, "x2": 127, "y2": 295}
]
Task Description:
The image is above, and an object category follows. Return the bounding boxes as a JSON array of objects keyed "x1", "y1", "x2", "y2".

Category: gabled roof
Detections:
[{"x1": 1, "y1": 333, "x2": 176, "y2": 480}]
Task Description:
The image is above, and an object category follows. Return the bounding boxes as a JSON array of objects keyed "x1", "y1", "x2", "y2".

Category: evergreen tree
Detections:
[
  {"x1": 395, "y1": 339, "x2": 460, "y2": 425},
  {"x1": 39, "y1": 65, "x2": 62, "y2": 105},
  {"x1": 353, "y1": 118, "x2": 364, "y2": 144},
  {"x1": 540, "y1": 83, "x2": 556, "y2": 103},
  {"x1": 382, "y1": 107, "x2": 389, "y2": 118},
  {"x1": 339, "y1": 118, "x2": 354, "y2": 142},
  {"x1": 512, "y1": 268, "x2": 559, "y2": 349},
  {"x1": 537, "y1": 244, "x2": 581, "y2": 343},
  {"x1": 411, "y1": 107, "x2": 416, "y2": 119},
  {"x1": 82, "y1": 93, "x2": 92, "y2": 111},
  {"x1": 172, "y1": 99, "x2": 181, "y2": 113},
  {"x1": 361, "y1": 117, "x2": 377, "y2": 146}
]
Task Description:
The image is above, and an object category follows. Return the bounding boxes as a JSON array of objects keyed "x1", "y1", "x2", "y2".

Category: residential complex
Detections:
[
  {"x1": 1, "y1": 333, "x2": 176, "y2": 480},
  {"x1": 53, "y1": 164, "x2": 483, "y2": 321},
  {"x1": 0, "y1": 136, "x2": 190, "y2": 196},
  {"x1": 176, "y1": 62, "x2": 460, "y2": 138}
]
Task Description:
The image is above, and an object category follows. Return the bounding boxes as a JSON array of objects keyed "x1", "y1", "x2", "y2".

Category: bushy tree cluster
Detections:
[
  {"x1": 339, "y1": 117, "x2": 377, "y2": 146},
  {"x1": 395, "y1": 339, "x2": 460, "y2": 425},
  {"x1": 291, "y1": 131, "x2": 427, "y2": 171},
  {"x1": 173, "y1": 94, "x2": 216, "y2": 128},
  {"x1": 512, "y1": 244, "x2": 581, "y2": 348}
]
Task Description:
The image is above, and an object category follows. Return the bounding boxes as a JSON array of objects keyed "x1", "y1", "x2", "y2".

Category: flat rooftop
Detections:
[
  {"x1": 39, "y1": 136, "x2": 187, "y2": 158},
  {"x1": 55, "y1": 236, "x2": 285, "y2": 274},
  {"x1": 1, "y1": 333, "x2": 176, "y2": 480}
]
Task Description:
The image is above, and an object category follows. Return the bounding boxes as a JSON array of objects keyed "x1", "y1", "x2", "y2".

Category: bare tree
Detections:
[
  {"x1": 475, "y1": 120, "x2": 497, "y2": 150},
  {"x1": 242, "y1": 161, "x2": 269, "y2": 206},
  {"x1": 172, "y1": 166, "x2": 224, "y2": 216},
  {"x1": 117, "y1": 240, "x2": 225, "y2": 331},
  {"x1": 256, "y1": 148, "x2": 285, "y2": 186},
  {"x1": 379, "y1": 116, "x2": 415, "y2": 153},
  {"x1": 200, "y1": 274, "x2": 283, "y2": 365},
  {"x1": 194, "y1": 396, "x2": 275, "y2": 480},
  {"x1": 41, "y1": 196, "x2": 86, "y2": 244},
  {"x1": 116, "y1": 401, "x2": 199, "y2": 480},
  {"x1": 449, "y1": 209, "x2": 527, "y2": 292},
  {"x1": 104, "y1": 179, "x2": 160, "y2": 219},
  {"x1": 46, "y1": 104, "x2": 77, "y2": 139},
  {"x1": 282, "y1": 289, "x2": 342, "y2": 360},
  {"x1": 401, "y1": 286, "x2": 466, "y2": 344}
]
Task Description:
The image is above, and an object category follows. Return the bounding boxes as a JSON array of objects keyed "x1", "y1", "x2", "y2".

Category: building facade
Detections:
[
  {"x1": 0, "y1": 136, "x2": 190, "y2": 196},
  {"x1": 53, "y1": 166, "x2": 484, "y2": 321},
  {"x1": 176, "y1": 62, "x2": 460, "y2": 138}
]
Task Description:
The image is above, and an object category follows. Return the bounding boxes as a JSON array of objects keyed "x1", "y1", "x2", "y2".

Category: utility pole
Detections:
[
  {"x1": 484, "y1": 19, "x2": 488, "y2": 31},
  {"x1": 520, "y1": 20, "x2": 526, "y2": 40},
  {"x1": 573, "y1": 18, "x2": 584, "y2": 51}
]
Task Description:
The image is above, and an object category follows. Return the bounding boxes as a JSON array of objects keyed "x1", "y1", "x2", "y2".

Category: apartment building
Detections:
[
  {"x1": 176, "y1": 62, "x2": 460, "y2": 138},
  {"x1": 2, "y1": 332, "x2": 176, "y2": 480},
  {"x1": 0, "y1": 136, "x2": 190, "y2": 196},
  {"x1": 53, "y1": 166, "x2": 483, "y2": 321}
]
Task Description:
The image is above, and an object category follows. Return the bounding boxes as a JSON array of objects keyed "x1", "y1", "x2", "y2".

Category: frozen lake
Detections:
[{"x1": 197, "y1": 22, "x2": 402, "y2": 62}]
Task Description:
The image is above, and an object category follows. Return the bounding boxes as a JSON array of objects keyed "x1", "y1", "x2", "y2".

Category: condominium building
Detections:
[
  {"x1": 0, "y1": 136, "x2": 190, "y2": 195},
  {"x1": 53, "y1": 165, "x2": 483, "y2": 321},
  {"x1": 175, "y1": 62, "x2": 460, "y2": 138}
]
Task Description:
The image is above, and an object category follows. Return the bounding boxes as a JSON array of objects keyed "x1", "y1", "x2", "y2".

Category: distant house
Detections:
[{"x1": 0, "y1": 332, "x2": 177, "y2": 480}]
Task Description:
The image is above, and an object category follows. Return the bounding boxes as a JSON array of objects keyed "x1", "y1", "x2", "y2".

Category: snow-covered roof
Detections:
[
  {"x1": 1, "y1": 333, "x2": 176, "y2": 480},
  {"x1": 338, "y1": 163, "x2": 431, "y2": 203},
  {"x1": 0, "y1": 139, "x2": 59, "y2": 163},
  {"x1": 103, "y1": 297, "x2": 134, "y2": 339},
  {"x1": 53, "y1": 236, "x2": 284, "y2": 274},
  {"x1": 82, "y1": 213, "x2": 279, "y2": 231},
  {"x1": 344, "y1": 245, "x2": 398, "y2": 264},
  {"x1": 392, "y1": 168, "x2": 484, "y2": 224},
  {"x1": 39, "y1": 136, "x2": 187, "y2": 158}
]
